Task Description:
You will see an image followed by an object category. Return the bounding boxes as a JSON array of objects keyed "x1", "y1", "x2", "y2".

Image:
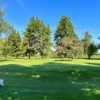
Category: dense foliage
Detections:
[
  {"x1": 54, "y1": 16, "x2": 81, "y2": 58},
  {"x1": 87, "y1": 43, "x2": 97, "y2": 59},
  {"x1": 23, "y1": 17, "x2": 51, "y2": 59},
  {"x1": 0, "y1": 10, "x2": 99, "y2": 59}
]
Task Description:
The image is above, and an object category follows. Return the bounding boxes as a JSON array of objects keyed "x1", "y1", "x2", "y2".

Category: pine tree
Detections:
[
  {"x1": 23, "y1": 17, "x2": 51, "y2": 59},
  {"x1": 82, "y1": 32, "x2": 92, "y2": 56},
  {"x1": 8, "y1": 29, "x2": 21, "y2": 58},
  {"x1": 55, "y1": 16, "x2": 80, "y2": 58},
  {"x1": 87, "y1": 43, "x2": 97, "y2": 59}
]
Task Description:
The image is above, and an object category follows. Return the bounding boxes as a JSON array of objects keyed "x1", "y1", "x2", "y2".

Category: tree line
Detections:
[{"x1": 0, "y1": 10, "x2": 98, "y2": 59}]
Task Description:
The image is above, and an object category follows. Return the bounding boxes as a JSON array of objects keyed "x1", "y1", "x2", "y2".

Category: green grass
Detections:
[{"x1": 0, "y1": 58, "x2": 100, "y2": 100}]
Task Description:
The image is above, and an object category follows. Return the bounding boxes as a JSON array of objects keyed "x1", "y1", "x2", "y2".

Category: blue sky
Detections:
[{"x1": 1, "y1": 0, "x2": 100, "y2": 43}]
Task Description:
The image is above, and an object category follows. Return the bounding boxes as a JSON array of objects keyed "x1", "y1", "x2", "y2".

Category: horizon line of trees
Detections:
[{"x1": 0, "y1": 9, "x2": 99, "y2": 59}]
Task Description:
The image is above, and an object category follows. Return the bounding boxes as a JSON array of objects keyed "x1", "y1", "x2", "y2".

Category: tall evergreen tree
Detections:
[
  {"x1": 55, "y1": 16, "x2": 76, "y2": 45},
  {"x1": 55, "y1": 16, "x2": 80, "y2": 58},
  {"x1": 82, "y1": 32, "x2": 92, "y2": 56},
  {"x1": 87, "y1": 43, "x2": 97, "y2": 59},
  {"x1": 8, "y1": 29, "x2": 21, "y2": 58},
  {"x1": 23, "y1": 17, "x2": 51, "y2": 59}
]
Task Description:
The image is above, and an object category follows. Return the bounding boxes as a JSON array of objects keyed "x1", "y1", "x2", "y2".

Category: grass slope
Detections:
[{"x1": 0, "y1": 58, "x2": 100, "y2": 100}]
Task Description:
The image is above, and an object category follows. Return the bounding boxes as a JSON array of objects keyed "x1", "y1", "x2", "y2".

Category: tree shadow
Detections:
[
  {"x1": 0, "y1": 62, "x2": 100, "y2": 99},
  {"x1": 0, "y1": 59, "x2": 13, "y2": 62},
  {"x1": 87, "y1": 62, "x2": 100, "y2": 66},
  {"x1": 90, "y1": 57, "x2": 100, "y2": 60},
  {"x1": 53, "y1": 58, "x2": 73, "y2": 62}
]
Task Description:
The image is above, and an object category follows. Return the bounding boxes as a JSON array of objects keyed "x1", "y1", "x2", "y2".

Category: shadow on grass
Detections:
[
  {"x1": 53, "y1": 58, "x2": 73, "y2": 62},
  {"x1": 0, "y1": 62, "x2": 100, "y2": 99},
  {"x1": 87, "y1": 62, "x2": 100, "y2": 66},
  {"x1": 0, "y1": 59, "x2": 13, "y2": 62}
]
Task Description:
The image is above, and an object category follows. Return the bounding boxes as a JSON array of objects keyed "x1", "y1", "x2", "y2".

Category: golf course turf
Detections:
[{"x1": 0, "y1": 58, "x2": 100, "y2": 100}]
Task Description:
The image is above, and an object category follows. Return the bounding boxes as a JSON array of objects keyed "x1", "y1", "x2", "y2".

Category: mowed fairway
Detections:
[{"x1": 0, "y1": 58, "x2": 100, "y2": 100}]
